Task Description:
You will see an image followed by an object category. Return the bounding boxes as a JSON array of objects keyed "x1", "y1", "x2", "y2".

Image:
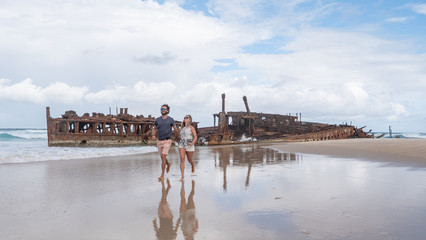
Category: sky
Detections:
[{"x1": 0, "y1": 0, "x2": 425, "y2": 132}]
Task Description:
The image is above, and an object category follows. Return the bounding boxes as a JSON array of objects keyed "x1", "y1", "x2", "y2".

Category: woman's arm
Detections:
[{"x1": 190, "y1": 126, "x2": 198, "y2": 145}]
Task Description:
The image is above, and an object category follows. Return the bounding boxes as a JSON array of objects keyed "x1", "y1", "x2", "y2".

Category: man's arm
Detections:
[{"x1": 152, "y1": 125, "x2": 157, "y2": 140}]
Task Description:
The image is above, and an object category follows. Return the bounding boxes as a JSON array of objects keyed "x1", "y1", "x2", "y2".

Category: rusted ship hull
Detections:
[
  {"x1": 46, "y1": 107, "x2": 156, "y2": 147},
  {"x1": 198, "y1": 124, "x2": 369, "y2": 145},
  {"x1": 46, "y1": 94, "x2": 373, "y2": 147},
  {"x1": 197, "y1": 94, "x2": 374, "y2": 145}
]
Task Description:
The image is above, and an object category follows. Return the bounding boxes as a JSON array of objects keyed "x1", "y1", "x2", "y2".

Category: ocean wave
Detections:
[
  {"x1": 0, "y1": 141, "x2": 158, "y2": 164},
  {"x1": 0, "y1": 128, "x2": 158, "y2": 164},
  {"x1": 373, "y1": 132, "x2": 426, "y2": 139},
  {"x1": 400, "y1": 132, "x2": 426, "y2": 139},
  {"x1": 0, "y1": 129, "x2": 47, "y2": 140},
  {"x1": 0, "y1": 133, "x2": 24, "y2": 140}
]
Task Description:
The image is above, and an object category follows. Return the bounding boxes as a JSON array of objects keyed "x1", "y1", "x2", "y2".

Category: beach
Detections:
[
  {"x1": 270, "y1": 138, "x2": 426, "y2": 168},
  {"x1": 1, "y1": 138, "x2": 425, "y2": 239}
]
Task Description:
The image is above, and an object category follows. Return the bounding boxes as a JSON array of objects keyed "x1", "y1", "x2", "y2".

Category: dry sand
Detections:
[{"x1": 269, "y1": 138, "x2": 426, "y2": 168}]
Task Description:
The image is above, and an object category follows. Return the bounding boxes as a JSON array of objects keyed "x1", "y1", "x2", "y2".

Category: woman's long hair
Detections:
[{"x1": 181, "y1": 115, "x2": 192, "y2": 129}]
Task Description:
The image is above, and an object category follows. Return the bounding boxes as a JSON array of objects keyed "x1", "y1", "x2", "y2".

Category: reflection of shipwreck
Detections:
[
  {"x1": 197, "y1": 94, "x2": 373, "y2": 145},
  {"x1": 211, "y1": 144, "x2": 301, "y2": 191},
  {"x1": 46, "y1": 94, "x2": 373, "y2": 147}
]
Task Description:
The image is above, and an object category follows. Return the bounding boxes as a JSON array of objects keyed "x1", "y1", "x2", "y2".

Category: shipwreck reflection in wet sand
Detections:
[
  {"x1": 188, "y1": 144, "x2": 426, "y2": 240},
  {"x1": 209, "y1": 144, "x2": 301, "y2": 190}
]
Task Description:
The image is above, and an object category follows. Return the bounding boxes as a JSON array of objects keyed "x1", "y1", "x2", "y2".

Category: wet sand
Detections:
[
  {"x1": 1, "y1": 140, "x2": 426, "y2": 240},
  {"x1": 270, "y1": 138, "x2": 426, "y2": 168}
]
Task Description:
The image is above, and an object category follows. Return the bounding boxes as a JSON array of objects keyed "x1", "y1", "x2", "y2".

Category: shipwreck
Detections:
[
  {"x1": 46, "y1": 107, "x2": 157, "y2": 146},
  {"x1": 46, "y1": 94, "x2": 373, "y2": 147},
  {"x1": 197, "y1": 94, "x2": 373, "y2": 144}
]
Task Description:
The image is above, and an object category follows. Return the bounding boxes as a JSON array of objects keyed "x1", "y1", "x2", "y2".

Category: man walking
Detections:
[{"x1": 152, "y1": 104, "x2": 180, "y2": 180}]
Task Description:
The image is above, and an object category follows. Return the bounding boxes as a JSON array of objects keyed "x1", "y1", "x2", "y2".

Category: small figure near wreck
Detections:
[
  {"x1": 178, "y1": 115, "x2": 198, "y2": 182},
  {"x1": 152, "y1": 104, "x2": 180, "y2": 181}
]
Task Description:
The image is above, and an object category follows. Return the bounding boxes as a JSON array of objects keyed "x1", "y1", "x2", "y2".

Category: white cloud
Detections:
[
  {"x1": 409, "y1": 3, "x2": 426, "y2": 15},
  {"x1": 0, "y1": 78, "x2": 88, "y2": 104},
  {"x1": 388, "y1": 103, "x2": 409, "y2": 121},
  {"x1": 385, "y1": 17, "x2": 407, "y2": 23},
  {"x1": 84, "y1": 81, "x2": 177, "y2": 104},
  {"x1": 0, "y1": 0, "x2": 245, "y2": 87},
  {"x1": 238, "y1": 29, "x2": 425, "y2": 91},
  {"x1": 0, "y1": 0, "x2": 425, "y2": 131}
]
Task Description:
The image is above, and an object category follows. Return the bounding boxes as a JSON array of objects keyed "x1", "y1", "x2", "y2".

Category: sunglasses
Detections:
[
  {"x1": 161, "y1": 108, "x2": 167, "y2": 111},
  {"x1": 184, "y1": 116, "x2": 190, "y2": 119}
]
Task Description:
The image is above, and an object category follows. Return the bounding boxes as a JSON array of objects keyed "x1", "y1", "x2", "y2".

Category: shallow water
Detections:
[
  {"x1": 0, "y1": 128, "x2": 158, "y2": 164},
  {"x1": 0, "y1": 144, "x2": 425, "y2": 240}
]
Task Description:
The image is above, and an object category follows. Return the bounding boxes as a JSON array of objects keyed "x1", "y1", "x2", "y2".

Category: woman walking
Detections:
[{"x1": 178, "y1": 115, "x2": 197, "y2": 182}]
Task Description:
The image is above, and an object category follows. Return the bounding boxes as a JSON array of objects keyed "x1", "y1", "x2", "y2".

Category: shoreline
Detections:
[{"x1": 2, "y1": 138, "x2": 425, "y2": 167}]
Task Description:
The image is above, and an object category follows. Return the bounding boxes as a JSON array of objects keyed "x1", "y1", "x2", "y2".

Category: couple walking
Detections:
[{"x1": 152, "y1": 104, "x2": 197, "y2": 181}]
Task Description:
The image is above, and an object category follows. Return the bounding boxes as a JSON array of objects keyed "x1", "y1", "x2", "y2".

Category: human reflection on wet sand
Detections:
[
  {"x1": 153, "y1": 179, "x2": 198, "y2": 240},
  {"x1": 211, "y1": 144, "x2": 301, "y2": 190},
  {"x1": 153, "y1": 179, "x2": 180, "y2": 240},
  {"x1": 179, "y1": 180, "x2": 198, "y2": 240}
]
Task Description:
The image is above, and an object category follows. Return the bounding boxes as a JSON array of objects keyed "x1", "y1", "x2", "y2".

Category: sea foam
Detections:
[{"x1": 0, "y1": 129, "x2": 157, "y2": 164}]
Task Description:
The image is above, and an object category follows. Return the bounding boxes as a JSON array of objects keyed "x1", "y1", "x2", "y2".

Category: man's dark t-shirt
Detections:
[{"x1": 154, "y1": 116, "x2": 175, "y2": 140}]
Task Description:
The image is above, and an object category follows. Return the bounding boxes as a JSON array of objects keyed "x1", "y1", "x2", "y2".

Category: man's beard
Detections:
[{"x1": 161, "y1": 111, "x2": 168, "y2": 116}]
